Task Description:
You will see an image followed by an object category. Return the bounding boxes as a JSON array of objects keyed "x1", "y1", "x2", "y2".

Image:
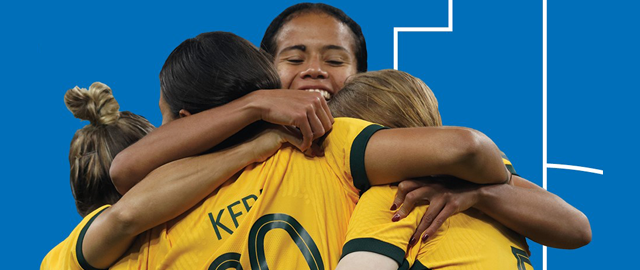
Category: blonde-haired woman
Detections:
[
  {"x1": 333, "y1": 70, "x2": 590, "y2": 270},
  {"x1": 64, "y1": 82, "x2": 153, "y2": 217},
  {"x1": 42, "y1": 82, "x2": 302, "y2": 269}
]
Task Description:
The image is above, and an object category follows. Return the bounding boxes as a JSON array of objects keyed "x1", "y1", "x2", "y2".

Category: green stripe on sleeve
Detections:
[
  {"x1": 76, "y1": 207, "x2": 109, "y2": 270},
  {"x1": 350, "y1": 124, "x2": 387, "y2": 193},
  {"x1": 410, "y1": 260, "x2": 432, "y2": 270},
  {"x1": 501, "y1": 151, "x2": 519, "y2": 176},
  {"x1": 342, "y1": 238, "x2": 405, "y2": 266},
  {"x1": 506, "y1": 164, "x2": 518, "y2": 176}
]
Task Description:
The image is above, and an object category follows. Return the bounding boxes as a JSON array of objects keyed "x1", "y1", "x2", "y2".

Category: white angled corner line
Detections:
[{"x1": 393, "y1": 0, "x2": 453, "y2": 70}]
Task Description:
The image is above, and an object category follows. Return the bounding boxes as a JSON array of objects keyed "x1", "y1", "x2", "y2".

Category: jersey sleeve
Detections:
[
  {"x1": 322, "y1": 117, "x2": 387, "y2": 193},
  {"x1": 41, "y1": 205, "x2": 110, "y2": 270},
  {"x1": 341, "y1": 186, "x2": 432, "y2": 267},
  {"x1": 501, "y1": 151, "x2": 518, "y2": 176},
  {"x1": 341, "y1": 155, "x2": 521, "y2": 268}
]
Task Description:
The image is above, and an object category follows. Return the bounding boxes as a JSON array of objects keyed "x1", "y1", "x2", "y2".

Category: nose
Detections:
[{"x1": 299, "y1": 58, "x2": 328, "y2": 79}]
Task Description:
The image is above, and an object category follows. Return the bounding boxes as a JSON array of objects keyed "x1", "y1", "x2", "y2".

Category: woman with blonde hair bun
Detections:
[
  {"x1": 65, "y1": 82, "x2": 154, "y2": 217},
  {"x1": 43, "y1": 82, "x2": 299, "y2": 269}
]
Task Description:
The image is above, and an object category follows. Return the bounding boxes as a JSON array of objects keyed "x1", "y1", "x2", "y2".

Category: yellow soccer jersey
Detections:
[
  {"x1": 41, "y1": 205, "x2": 110, "y2": 270},
  {"x1": 343, "y1": 157, "x2": 533, "y2": 270},
  {"x1": 113, "y1": 117, "x2": 385, "y2": 270}
]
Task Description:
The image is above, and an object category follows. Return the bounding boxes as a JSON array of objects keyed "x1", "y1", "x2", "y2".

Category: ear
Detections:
[{"x1": 179, "y1": 109, "x2": 192, "y2": 118}]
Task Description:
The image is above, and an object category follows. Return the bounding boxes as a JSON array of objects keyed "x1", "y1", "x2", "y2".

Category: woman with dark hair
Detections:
[
  {"x1": 105, "y1": 31, "x2": 512, "y2": 269},
  {"x1": 111, "y1": 3, "x2": 591, "y2": 256}
]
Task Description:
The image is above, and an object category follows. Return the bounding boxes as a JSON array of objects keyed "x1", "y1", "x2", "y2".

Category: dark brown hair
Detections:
[{"x1": 160, "y1": 31, "x2": 281, "y2": 118}]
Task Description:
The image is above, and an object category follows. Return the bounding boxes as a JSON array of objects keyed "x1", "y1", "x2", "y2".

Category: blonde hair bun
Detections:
[{"x1": 65, "y1": 82, "x2": 120, "y2": 125}]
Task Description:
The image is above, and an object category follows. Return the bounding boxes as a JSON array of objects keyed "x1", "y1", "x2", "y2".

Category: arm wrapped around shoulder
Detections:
[{"x1": 364, "y1": 126, "x2": 508, "y2": 186}]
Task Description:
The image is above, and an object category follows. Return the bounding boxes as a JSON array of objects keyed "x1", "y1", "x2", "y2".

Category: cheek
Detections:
[{"x1": 276, "y1": 65, "x2": 296, "y2": 89}]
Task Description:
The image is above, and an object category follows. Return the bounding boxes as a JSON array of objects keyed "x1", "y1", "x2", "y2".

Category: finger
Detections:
[
  {"x1": 421, "y1": 203, "x2": 456, "y2": 243},
  {"x1": 309, "y1": 142, "x2": 324, "y2": 157},
  {"x1": 408, "y1": 196, "x2": 445, "y2": 245},
  {"x1": 318, "y1": 97, "x2": 334, "y2": 126},
  {"x1": 307, "y1": 107, "x2": 325, "y2": 140},
  {"x1": 393, "y1": 186, "x2": 432, "y2": 221},
  {"x1": 392, "y1": 180, "x2": 422, "y2": 211},
  {"x1": 296, "y1": 118, "x2": 313, "y2": 151},
  {"x1": 277, "y1": 127, "x2": 304, "y2": 151},
  {"x1": 315, "y1": 104, "x2": 332, "y2": 137}
]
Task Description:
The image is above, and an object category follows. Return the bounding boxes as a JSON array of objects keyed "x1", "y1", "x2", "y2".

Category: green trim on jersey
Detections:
[
  {"x1": 341, "y1": 238, "x2": 405, "y2": 266},
  {"x1": 76, "y1": 207, "x2": 109, "y2": 270},
  {"x1": 350, "y1": 124, "x2": 387, "y2": 193},
  {"x1": 410, "y1": 260, "x2": 432, "y2": 270},
  {"x1": 501, "y1": 151, "x2": 519, "y2": 176}
]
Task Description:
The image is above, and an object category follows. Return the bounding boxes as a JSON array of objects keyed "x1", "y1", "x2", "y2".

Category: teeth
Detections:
[{"x1": 304, "y1": 89, "x2": 331, "y2": 100}]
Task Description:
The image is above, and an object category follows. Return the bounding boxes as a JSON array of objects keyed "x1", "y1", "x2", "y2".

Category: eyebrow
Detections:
[
  {"x1": 278, "y1": 44, "x2": 350, "y2": 54},
  {"x1": 322, "y1": 45, "x2": 349, "y2": 53},
  {"x1": 279, "y1": 45, "x2": 306, "y2": 54}
]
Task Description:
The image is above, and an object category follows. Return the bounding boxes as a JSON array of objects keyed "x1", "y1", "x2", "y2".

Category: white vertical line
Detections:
[
  {"x1": 394, "y1": 28, "x2": 399, "y2": 70},
  {"x1": 449, "y1": 0, "x2": 453, "y2": 30},
  {"x1": 543, "y1": 0, "x2": 548, "y2": 268}
]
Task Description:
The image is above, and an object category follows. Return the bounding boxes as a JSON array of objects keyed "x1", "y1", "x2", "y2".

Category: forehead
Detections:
[{"x1": 275, "y1": 12, "x2": 356, "y2": 54}]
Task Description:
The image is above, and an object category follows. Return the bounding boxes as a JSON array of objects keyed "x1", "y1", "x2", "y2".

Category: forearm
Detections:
[
  {"x1": 82, "y1": 143, "x2": 256, "y2": 268},
  {"x1": 474, "y1": 176, "x2": 591, "y2": 249},
  {"x1": 109, "y1": 142, "x2": 255, "y2": 236},
  {"x1": 110, "y1": 95, "x2": 260, "y2": 194},
  {"x1": 366, "y1": 127, "x2": 507, "y2": 185}
]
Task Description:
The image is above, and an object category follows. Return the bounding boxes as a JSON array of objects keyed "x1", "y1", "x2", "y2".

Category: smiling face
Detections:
[{"x1": 274, "y1": 12, "x2": 358, "y2": 100}]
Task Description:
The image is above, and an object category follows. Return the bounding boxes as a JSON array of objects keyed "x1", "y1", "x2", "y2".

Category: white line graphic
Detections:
[
  {"x1": 394, "y1": 1, "x2": 605, "y2": 269},
  {"x1": 547, "y1": 163, "x2": 604, "y2": 175},
  {"x1": 393, "y1": 0, "x2": 453, "y2": 70}
]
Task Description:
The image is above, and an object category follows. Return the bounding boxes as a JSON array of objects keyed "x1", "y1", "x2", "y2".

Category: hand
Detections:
[
  {"x1": 391, "y1": 177, "x2": 482, "y2": 246},
  {"x1": 245, "y1": 125, "x2": 323, "y2": 163},
  {"x1": 248, "y1": 90, "x2": 333, "y2": 152}
]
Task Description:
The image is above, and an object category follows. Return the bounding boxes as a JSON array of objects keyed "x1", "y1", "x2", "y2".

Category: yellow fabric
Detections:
[
  {"x1": 113, "y1": 117, "x2": 381, "y2": 270},
  {"x1": 41, "y1": 205, "x2": 111, "y2": 270},
  {"x1": 343, "y1": 158, "x2": 533, "y2": 270}
]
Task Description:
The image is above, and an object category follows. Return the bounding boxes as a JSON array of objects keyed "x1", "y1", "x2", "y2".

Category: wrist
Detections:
[
  {"x1": 474, "y1": 184, "x2": 499, "y2": 212},
  {"x1": 241, "y1": 90, "x2": 268, "y2": 122},
  {"x1": 231, "y1": 141, "x2": 259, "y2": 166}
]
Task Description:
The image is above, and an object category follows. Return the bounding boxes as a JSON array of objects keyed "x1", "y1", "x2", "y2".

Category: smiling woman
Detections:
[{"x1": 260, "y1": 2, "x2": 367, "y2": 99}]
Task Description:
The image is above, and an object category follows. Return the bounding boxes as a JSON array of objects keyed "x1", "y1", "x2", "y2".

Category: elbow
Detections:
[
  {"x1": 109, "y1": 152, "x2": 135, "y2": 195},
  {"x1": 569, "y1": 212, "x2": 592, "y2": 249},
  {"x1": 108, "y1": 205, "x2": 143, "y2": 237},
  {"x1": 453, "y1": 128, "x2": 505, "y2": 184},
  {"x1": 452, "y1": 128, "x2": 486, "y2": 167},
  {"x1": 554, "y1": 211, "x2": 592, "y2": 249},
  {"x1": 452, "y1": 128, "x2": 483, "y2": 160}
]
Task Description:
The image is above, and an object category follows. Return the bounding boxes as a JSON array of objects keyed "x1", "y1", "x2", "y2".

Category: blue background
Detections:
[{"x1": 1, "y1": 0, "x2": 628, "y2": 268}]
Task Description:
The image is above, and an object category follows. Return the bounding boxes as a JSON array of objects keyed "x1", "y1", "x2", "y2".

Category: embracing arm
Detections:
[
  {"x1": 393, "y1": 175, "x2": 591, "y2": 249},
  {"x1": 110, "y1": 90, "x2": 331, "y2": 194},
  {"x1": 365, "y1": 127, "x2": 509, "y2": 185},
  {"x1": 82, "y1": 128, "x2": 303, "y2": 268},
  {"x1": 474, "y1": 175, "x2": 591, "y2": 249}
]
